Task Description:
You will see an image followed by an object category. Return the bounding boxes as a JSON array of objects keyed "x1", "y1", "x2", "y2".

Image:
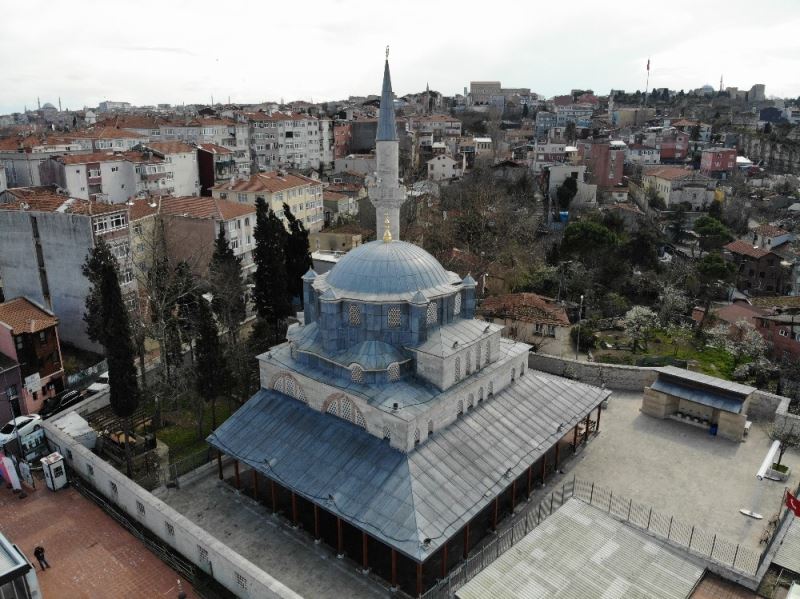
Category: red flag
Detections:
[
  {"x1": 788, "y1": 491, "x2": 800, "y2": 517},
  {"x1": 647, "y1": 59, "x2": 650, "y2": 72}
]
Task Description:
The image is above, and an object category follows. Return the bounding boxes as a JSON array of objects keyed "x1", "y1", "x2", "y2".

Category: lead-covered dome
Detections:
[{"x1": 323, "y1": 240, "x2": 460, "y2": 299}]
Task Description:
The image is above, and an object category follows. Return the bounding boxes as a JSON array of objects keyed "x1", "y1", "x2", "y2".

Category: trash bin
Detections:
[{"x1": 709, "y1": 423, "x2": 718, "y2": 436}]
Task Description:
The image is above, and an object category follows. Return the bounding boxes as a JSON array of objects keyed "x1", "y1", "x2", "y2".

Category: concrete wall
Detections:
[
  {"x1": 641, "y1": 387, "x2": 678, "y2": 418},
  {"x1": 748, "y1": 389, "x2": 786, "y2": 422},
  {"x1": 527, "y1": 353, "x2": 658, "y2": 390},
  {"x1": 0, "y1": 211, "x2": 45, "y2": 307},
  {"x1": 43, "y1": 422, "x2": 300, "y2": 599}
]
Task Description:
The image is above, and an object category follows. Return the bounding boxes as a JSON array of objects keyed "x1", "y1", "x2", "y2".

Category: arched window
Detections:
[
  {"x1": 388, "y1": 307, "x2": 401, "y2": 327},
  {"x1": 454, "y1": 357, "x2": 461, "y2": 383},
  {"x1": 485, "y1": 340, "x2": 490, "y2": 365},
  {"x1": 476, "y1": 343, "x2": 481, "y2": 370},
  {"x1": 323, "y1": 394, "x2": 366, "y2": 429},
  {"x1": 453, "y1": 293, "x2": 461, "y2": 316},
  {"x1": 467, "y1": 393, "x2": 474, "y2": 410},
  {"x1": 289, "y1": 342, "x2": 298, "y2": 359},
  {"x1": 511, "y1": 367, "x2": 516, "y2": 382},
  {"x1": 414, "y1": 428, "x2": 420, "y2": 446},
  {"x1": 387, "y1": 362, "x2": 400, "y2": 382},
  {"x1": 350, "y1": 364, "x2": 365, "y2": 384},
  {"x1": 271, "y1": 373, "x2": 308, "y2": 403},
  {"x1": 427, "y1": 420, "x2": 434, "y2": 436},
  {"x1": 426, "y1": 301, "x2": 438, "y2": 325},
  {"x1": 465, "y1": 350, "x2": 472, "y2": 375},
  {"x1": 382, "y1": 425, "x2": 391, "y2": 440},
  {"x1": 457, "y1": 399, "x2": 464, "y2": 417},
  {"x1": 488, "y1": 381, "x2": 494, "y2": 397},
  {"x1": 520, "y1": 363, "x2": 525, "y2": 377},
  {"x1": 479, "y1": 387, "x2": 484, "y2": 402}
]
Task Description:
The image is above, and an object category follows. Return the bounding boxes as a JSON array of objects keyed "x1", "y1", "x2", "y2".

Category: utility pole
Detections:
[{"x1": 575, "y1": 294, "x2": 584, "y2": 360}]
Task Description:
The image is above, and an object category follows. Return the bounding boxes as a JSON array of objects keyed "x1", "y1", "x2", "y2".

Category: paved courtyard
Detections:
[
  {"x1": 558, "y1": 391, "x2": 798, "y2": 549},
  {"x1": 154, "y1": 465, "x2": 390, "y2": 599},
  {"x1": 0, "y1": 473, "x2": 197, "y2": 599}
]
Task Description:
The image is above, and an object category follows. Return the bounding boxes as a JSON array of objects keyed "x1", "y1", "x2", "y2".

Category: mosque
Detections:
[{"x1": 208, "y1": 55, "x2": 610, "y2": 596}]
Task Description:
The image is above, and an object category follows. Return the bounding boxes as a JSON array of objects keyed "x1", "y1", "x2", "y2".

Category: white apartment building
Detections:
[
  {"x1": 244, "y1": 112, "x2": 332, "y2": 172},
  {"x1": 211, "y1": 171, "x2": 324, "y2": 233},
  {"x1": 146, "y1": 141, "x2": 200, "y2": 197},
  {"x1": 427, "y1": 155, "x2": 462, "y2": 182},
  {"x1": 626, "y1": 144, "x2": 661, "y2": 165},
  {"x1": 158, "y1": 118, "x2": 250, "y2": 175}
]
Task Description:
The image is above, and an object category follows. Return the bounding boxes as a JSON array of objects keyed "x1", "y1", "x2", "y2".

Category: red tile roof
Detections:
[
  {"x1": 244, "y1": 111, "x2": 317, "y2": 122},
  {"x1": 68, "y1": 126, "x2": 145, "y2": 139},
  {"x1": 147, "y1": 141, "x2": 195, "y2": 154},
  {"x1": 724, "y1": 239, "x2": 771, "y2": 259},
  {"x1": 212, "y1": 171, "x2": 318, "y2": 194},
  {"x1": 754, "y1": 224, "x2": 789, "y2": 237},
  {"x1": 323, "y1": 190, "x2": 348, "y2": 201},
  {"x1": 643, "y1": 166, "x2": 696, "y2": 181},
  {"x1": 0, "y1": 297, "x2": 58, "y2": 335},
  {"x1": 0, "y1": 193, "x2": 126, "y2": 216},
  {"x1": 479, "y1": 293, "x2": 570, "y2": 326},
  {"x1": 713, "y1": 302, "x2": 764, "y2": 326},
  {"x1": 197, "y1": 143, "x2": 233, "y2": 155},
  {"x1": 159, "y1": 196, "x2": 255, "y2": 221},
  {"x1": 57, "y1": 152, "x2": 127, "y2": 165}
]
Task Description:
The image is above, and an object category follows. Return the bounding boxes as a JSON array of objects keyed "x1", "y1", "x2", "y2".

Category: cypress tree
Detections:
[
  {"x1": 283, "y1": 202, "x2": 312, "y2": 307},
  {"x1": 194, "y1": 299, "x2": 229, "y2": 432},
  {"x1": 83, "y1": 238, "x2": 139, "y2": 476},
  {"x1": 253, "y1": 198, "x2": 291, "y2": 333},
  {"x1": 174, "y1": 260, "x2": 200, "y2": 360},
  {"x1": 209, "y1": 223, "x2": 246, "y2": 344}
]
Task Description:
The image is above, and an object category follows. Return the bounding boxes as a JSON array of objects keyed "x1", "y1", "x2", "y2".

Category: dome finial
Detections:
[
  {"x1": 382, "y1": 212, "x2": 393, "y2": 243},
  {"x1": 385, "y1": 45, "x2": 389, "y2": 60}
]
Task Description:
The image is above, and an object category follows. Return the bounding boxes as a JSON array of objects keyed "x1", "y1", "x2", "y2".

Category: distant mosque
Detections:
[{"x1": 208, "y1": 52, "x2": 609, "y2": 596}]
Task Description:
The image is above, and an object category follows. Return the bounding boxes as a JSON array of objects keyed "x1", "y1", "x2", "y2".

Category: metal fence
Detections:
[
  {"x1": 66, "y1": 359, "x2": 108, "y2": 389},
  {"x1": 134, "y1": 446, "x2": 215, "y2": 491},
  {"x1": 422, "y1": 477, "x2": 764, "y2": 599}
]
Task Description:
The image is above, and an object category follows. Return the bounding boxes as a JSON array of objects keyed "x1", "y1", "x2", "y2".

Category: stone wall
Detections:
[
  {"x1": 527, "y1": 353, "x2": 658, "y2": 391},
  {"x1": 749, "y1": 390, "x2": 787, "y2": 423},
  {"x1": 43, "y1": 422, "x2": 301, "y2": 599},
  {"x1": 774, "y1": 394, "x2": 800, "y2": 433}
]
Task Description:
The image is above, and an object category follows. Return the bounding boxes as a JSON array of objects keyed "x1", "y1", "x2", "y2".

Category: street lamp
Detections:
[{"x1": 575, "y1": 294, "x2": 584, "y2": 360}]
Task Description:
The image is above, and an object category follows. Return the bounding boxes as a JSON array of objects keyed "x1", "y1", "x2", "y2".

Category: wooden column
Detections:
[
  {"x1": 526, "y1": 465, "x2": 533, "y2": 498},
  {"x1": 541, "y1": 451, "x2": 547, "y2": 484},
  {"x1": 492, "y1": 496, "x2": 499, "y2": 530},
  {"x1": 416, "y1": 562, "x2": 423, "y2": 597},
  {"x1": 391, "y1": 549, "x2": 398, "y2": 588},
  {"x1": 216, "y1": 451, "x2": 223, "y2": 480},
  {"x1": 463, "y1": 523, "x2": 470, "y2": 558},
  {"x1": 511, "y1": 480, "x2": 517, "y2": 511},
  {"x1": 596, "y1": 404, "x2": 602, "y2": 432},
  {"x1": 573, "y1": 424, "x2": 579, "y2": 453},
  {"x1": 441, "y1": 543, "x2": 448, "y2": 578},
  {"x1": 337, "y1": 517, "x2": 344, "y2": 556},
  {"x1": 291, "y1": 492, "x2": 298, "y2": 525},
  {"x1": 234, "y1": 460, "x2": 240, "y2": 489},
  {"x1": 555, "y1": 442, "x2": 560, "y2": 469},
  {"x1": 362, "y1": 532, "x2": 369, "y2": 571},
  {"x1": 270, "y1": 480, "x2": 277, "y2": 513},
  {"x1": 252, "y1": 470, "x2": 258, "y2": 501},
  {"x1": 314, "y1": 504, "x2": 320, "y2": 540},
  {"x1": 584, "y1": 413, "x2": 591, "y2": 446}
]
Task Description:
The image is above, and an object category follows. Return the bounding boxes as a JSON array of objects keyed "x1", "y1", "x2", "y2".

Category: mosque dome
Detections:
[{"x1": 324, "y1": 240, "x2": 460, "y2": 299}]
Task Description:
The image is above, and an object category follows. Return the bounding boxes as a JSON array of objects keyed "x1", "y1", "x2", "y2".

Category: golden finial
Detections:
[
  {"x1": 385, "y1": 45, "x2": 390, "y2": 60},
  {"x1": 383, "y1": 212, "x2": 392, "y2": 243}
]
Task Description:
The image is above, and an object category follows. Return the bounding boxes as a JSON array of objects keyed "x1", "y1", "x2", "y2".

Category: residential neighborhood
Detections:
[{"x1": 1, "y1": 3, "x2": 800, "y2": 599}]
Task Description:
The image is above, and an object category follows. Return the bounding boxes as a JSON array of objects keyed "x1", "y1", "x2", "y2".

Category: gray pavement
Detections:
[
  {"x1": 562, "y1": 391, "x2": 798, "y2": 549},
  {"x1": 154, "y1": 463, "x2": 391, "y2": 599}
]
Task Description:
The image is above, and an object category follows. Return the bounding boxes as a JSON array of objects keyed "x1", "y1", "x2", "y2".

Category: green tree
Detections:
[
  {"x1": 696, "y1": 252, "x2": 736, "y2": 330},
  {"x1": 209, "y1": 223, "x2": 246, "y2": 345},
  {"x1": 522, "y1": 104, "x2": 529, "y2": 118},
  {"x1": 174, "y1": 261, "x2": 200, "y2": 361},
  {"x1": 644, "y1": 185, "x2": 666, "y2": 210},
  {"x1": 693, "y1": 215, "x2": 733, "y2": 253},
  {"x1": 194, "y1": 299, "x2": 230, "y2": 433},
  {"x1": 561, "y1": 221, "x2": 619, "y2": 266},
  {"x1": 668, "y1": 205, "x2": 689, "y2": 244},
  {"x1": 283, "y1": 202, "x2": 313, "y2": 308},
  {"x1": 253, "y1": 198, "x2": 291, "y2": 338},
  {"x1": 564, "y1": 122, "x2": 577, "y2": 144},
  {"x1": 83, "y1": 239, "x2": 139, "y2": 476},
  {"x1": 709, "y1": 319, "x2": 767, "y2": 368}
]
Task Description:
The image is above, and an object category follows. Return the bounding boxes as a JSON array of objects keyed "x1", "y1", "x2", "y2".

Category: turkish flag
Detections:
[{"x1": 787, "y1": 492, "x2": 800, "y2": 517}]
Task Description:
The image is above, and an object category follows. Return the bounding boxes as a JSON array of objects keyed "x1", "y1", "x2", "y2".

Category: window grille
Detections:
[
  {"x1": 341, "y1": 398, "x2": 353, "y2": 421},
  {"x1": 87, "y1": 464, "x2": 94, "y2": 476},
  {"x1": 457, "y1": 400, "x2": 464, "y2": 416},
  {"x1": 354, "y1": 409, "x2": 366, "y2": 428},
  {"x1": 387, "y1": 362, "x2": 400, "y2": 382},
  {"x1": 326, "y1": 401, "x2": 338, "y2": 416},
  {"x1": 426, "y1": 301, "x2": 438, "y2": 325},
  {"x1": 382, "y1": 426, "x2": 391, "y2": 440},
  {"x1": 476, "y1": 344, "x2": 481, "y2": 370},
  {"x1": 454, "y1": 357, "x2": 461, "y2": 382},
  {"x1": 235, "y1": 572, "x2": 248, "y2": 590},
  {"x1": 137, "y1": 501, "x2": 145, "y2": 516},
  {"x1": 414, "y1": 428, "x2": 420, "y2": 445},
  {"x1": 485, "y1": 340, "x2": 491, "y2": 365},
  {"x1": 198, "y1": 546, "x2": 209, "y2": 563},
  {"x1": 351, "y1": 365, "x2": 365, "y2": 384},
  {"x1": 349, "y1": 304, "x2": 361, "y2": 325},
  {"x1": 388, "y1": 307, "x2": 401, "y2": 327},
  {"x1": 165, "y1": 522, "x2": 175, "y2": 536},
  {"x1": 453, "y1": 293, "x2": 461, "y2": 315},
  {"x1": 466, "y1": 351, "x2": 472, "y2": 375},
  {"x1": 110, "y1": 482, "x2": 118, "y2": 495}
]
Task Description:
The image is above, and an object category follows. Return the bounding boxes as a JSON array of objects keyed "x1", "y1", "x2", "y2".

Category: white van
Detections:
[{"x1": 86, "y1": 371, "x2": 110, "y2": 395}]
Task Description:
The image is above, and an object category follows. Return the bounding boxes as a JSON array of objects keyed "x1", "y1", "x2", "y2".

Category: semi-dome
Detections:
[{"x1": 324, "y1": 240, "x2": 460, "y2": 299}]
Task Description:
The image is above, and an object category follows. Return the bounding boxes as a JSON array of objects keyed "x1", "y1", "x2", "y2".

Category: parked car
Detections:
[
  {"x1": 39, "y1": 390, "x2": 83, "y2": 419},
  {"x1": 86, "y1": 371, "x2": 110, "y2": 395},
  {"x1": 0, "y1": 414, "x2": 43, "y2": 446}
]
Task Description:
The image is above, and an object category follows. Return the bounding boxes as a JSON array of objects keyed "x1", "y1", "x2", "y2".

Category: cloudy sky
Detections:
[{"x1": 1, "y1": 0, "x2": 798, "y2": 114}]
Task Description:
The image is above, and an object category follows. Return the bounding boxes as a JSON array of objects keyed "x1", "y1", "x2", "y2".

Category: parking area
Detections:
[{"x1": 562, "y1": 391, "x2": 797, "y2": 549}]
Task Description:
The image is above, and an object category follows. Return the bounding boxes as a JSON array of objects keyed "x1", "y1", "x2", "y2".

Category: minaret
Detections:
[{"x1": 369, "y1": 47, "x2": 406, "y2": 241}]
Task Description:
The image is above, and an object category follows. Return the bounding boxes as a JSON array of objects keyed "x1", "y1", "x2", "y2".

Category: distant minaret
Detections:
[
  {"x1": 369, "y1": 46, "x2": 406, "y2": 241},
  {"x1": 719, "y1": 75, "x2": 724, "y2": 93},
  {"x1": 425, "y1": 82, "x2": 430, "y2": 115}
]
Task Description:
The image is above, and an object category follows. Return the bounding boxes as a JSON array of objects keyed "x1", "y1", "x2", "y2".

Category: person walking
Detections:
[{"x1": 33, "y1": 546, "x2": 50, "y2": 570}]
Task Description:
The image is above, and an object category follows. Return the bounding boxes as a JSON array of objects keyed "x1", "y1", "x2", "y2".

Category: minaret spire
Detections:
[{"x1": 369, "y1": 48, "x2": 406, "y2": 241}]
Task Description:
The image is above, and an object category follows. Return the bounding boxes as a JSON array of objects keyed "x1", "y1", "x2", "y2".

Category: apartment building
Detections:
[
  {"x1": 244, "y1": 111, "x2": 332, "y2": 172},
  {"x1": 69, "y1": 126, "x2": 149, "y2": 152},
  {"x1": 554, "y1": 104, "x2": 594, "y2": 128},
  {"x1": 0, "y1": 134, "x2": 92, "y2": 187},
  {"x1": 158, "y1": 117, "x2": 250, "y2": 175},
  {"x1": 700, "y1": 147, "x2": 737, "y2": 179},
  {"x1": 211, "y1": 171, "x2": 324, "y2": 233},
  {"x1": 333, "y1": 122, "x2": 353, "y2": 159},
  {"x1": 577, "y1": 139, "x2": 625, "y2": 190},
  {"x1": 642, "y1": 166, "x2": 716, "y2": 210},
  {"x1": 0, "y1": 297, "x2": 65, "y2": 415},
  {"x1": 197, "y1": 143, "x2": 236, "y2": 195},
  {"x1": 0, "y1": 188, "x2": 136, "y2": 350},
  {"x1": 626, "y1": 144, "x2": 660, "y2": 165},
  {"x1": 146, "y1": 141, "x2": 200, "y2": 197}
]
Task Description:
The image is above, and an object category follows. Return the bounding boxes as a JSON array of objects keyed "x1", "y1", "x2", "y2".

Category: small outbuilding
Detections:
[{"x1": 642, "y1": 366, "x2": 755, "y2": 441}]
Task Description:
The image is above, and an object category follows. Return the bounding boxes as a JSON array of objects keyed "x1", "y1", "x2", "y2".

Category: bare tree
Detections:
[{"x1": 768, "y1": 419, "x2": 800, "y2": 467}]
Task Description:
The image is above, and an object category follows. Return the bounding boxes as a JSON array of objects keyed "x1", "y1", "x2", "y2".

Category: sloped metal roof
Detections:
[
  {"x1": 655, "y1": 367, "x2": 755, "y2": 397},
  {"x1": 376, "y1": 59, "x2": 398, "y2": 142},
  {"x1": 774, "y1": 519, "x2": 800, "y2": 574},
  {"x1": 411, "y1": 319, "x2": 504, "y2": 359},
  {"x1": 650, "y1": 379, "x2": 744, "y2": 414},
  {"x1": 207, "y1": 372, "x2": 609, "y2": 561},
  {"x1": 457, "y1": 499, "x2": 705, "y2": 599}
]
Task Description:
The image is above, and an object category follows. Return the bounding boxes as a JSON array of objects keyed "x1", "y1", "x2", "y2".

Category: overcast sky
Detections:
[{"x1": 2, "y1": 0, "x2": 798, "y2": 114}]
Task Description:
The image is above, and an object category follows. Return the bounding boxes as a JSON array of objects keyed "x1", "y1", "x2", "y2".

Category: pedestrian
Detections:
[{"x1": 33, "y1": 546, "x2": 50, "y2": 570}]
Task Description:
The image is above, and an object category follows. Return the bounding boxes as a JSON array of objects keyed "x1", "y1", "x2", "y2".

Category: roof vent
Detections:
[{"x1": 392, "y1": 402, "x2": 399, "y2": 411}]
